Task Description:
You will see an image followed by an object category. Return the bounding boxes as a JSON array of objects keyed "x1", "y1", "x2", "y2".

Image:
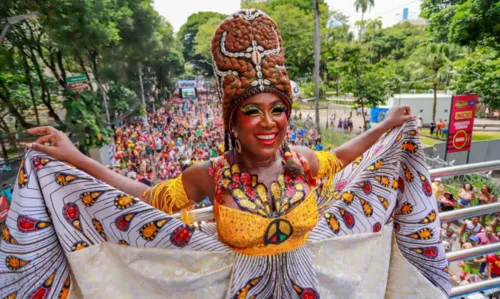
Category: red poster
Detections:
[{"x1": 446, "y1": 94, "x2": 478, "y2": 153}]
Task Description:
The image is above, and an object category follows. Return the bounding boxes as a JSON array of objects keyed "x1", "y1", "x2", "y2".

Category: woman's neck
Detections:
[{"x1": 235, "y1": 150, "x2": 280, "y2": 171}]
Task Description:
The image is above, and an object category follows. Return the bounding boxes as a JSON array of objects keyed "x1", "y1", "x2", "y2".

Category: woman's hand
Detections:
[
  {"x1": 20, "y1": 126, "x2": 84, "y2": 164},
  {"x1": 381, "y1": 106, "x2": 414, "y2": 130}
]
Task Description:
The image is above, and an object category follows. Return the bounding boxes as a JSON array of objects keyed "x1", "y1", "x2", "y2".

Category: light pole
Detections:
[
  {"x1": 0, "y1": 12, "x2": 40, "y2": 43},
  {"x1": 138, "y1": 62, "x2": 149, "y2": 127}
]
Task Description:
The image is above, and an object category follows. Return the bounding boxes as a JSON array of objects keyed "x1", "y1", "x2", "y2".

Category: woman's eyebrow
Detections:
[{"x1": 241, "y1": 100, "x2": 283, "y2": 108}]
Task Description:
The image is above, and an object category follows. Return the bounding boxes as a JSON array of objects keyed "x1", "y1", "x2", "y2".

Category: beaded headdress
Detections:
[{"x1": 210, "y1": 9, "x2": 293, "y2": 133}]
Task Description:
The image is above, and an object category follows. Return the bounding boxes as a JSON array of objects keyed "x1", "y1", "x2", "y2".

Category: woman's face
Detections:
[
  {"x1": 482, "y1": 186, "x2": 489, "y2": 193},
  {"x1": 232, "y1": 93, "x2": 288, "y2": 161},
  {"x1": 465, "y1": 184, "x2": 473, "y2": 191}
]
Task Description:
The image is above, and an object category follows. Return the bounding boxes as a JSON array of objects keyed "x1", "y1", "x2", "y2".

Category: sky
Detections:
[{"x1": 153, "y1": 0, "x2": 423, "y2": 33}]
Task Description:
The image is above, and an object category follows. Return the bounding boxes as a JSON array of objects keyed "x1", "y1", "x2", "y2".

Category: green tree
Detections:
[
  {"x1": 421, "y1": 0, "x2": 500, "y2": 48},
  {"x1": 452, "y1": 48, "x2": 500, "y2": 109},
  {"x1": 354, "y1": 0, "x2": 375, "y2": 42},
  {"x1": 407, "y1": 43, "x2": 462, "y2": 121},
  {"x1": 340, "y1": 45, "x2": 386, "y2": 126},
  {"x1": 365, "y1": 18, "x2": 383, "y2": 51},
  {"x1": 193, "y1": 15, "x2": 226, "y2": 74},
  {"x1": 178, "y1": 12, "x2": 227, "y2": 75}
]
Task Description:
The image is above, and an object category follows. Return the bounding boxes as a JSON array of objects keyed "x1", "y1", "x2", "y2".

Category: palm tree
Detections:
[
  {"x1": 354, "y1": 0, "x2": 375, "y2": 42},
  {"x1": 366, "y1": 18, "x2": 382, "y2": 49},
  {"x1": 407, "y1": 43, "x2": 463, "y2": 122}
]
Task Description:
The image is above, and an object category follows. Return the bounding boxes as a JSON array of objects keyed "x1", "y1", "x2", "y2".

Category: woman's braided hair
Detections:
[
  {"x1": 211, "y1": 9, "x2": 303, "y2": 176},
  {"x1": 211, "y1": 9, "x2": 292, "y2": 132}
]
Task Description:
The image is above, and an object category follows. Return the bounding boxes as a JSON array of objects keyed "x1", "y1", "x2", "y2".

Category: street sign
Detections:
[
  {"x1": 66, "y1": 75, "x2": 87, "y2": 84},
  {"x1": 66, "y1": 75, "x2": 90, "y2": 93}
]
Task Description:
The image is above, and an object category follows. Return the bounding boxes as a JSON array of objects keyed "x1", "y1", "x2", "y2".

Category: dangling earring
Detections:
[{"x1": 232, "y1": 129, "x2": 242, "y2": 153}]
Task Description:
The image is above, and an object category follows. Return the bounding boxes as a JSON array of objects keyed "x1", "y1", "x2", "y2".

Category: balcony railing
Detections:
[{"x1": 173, "y1": 160, "x2": 500, "y2": 297}]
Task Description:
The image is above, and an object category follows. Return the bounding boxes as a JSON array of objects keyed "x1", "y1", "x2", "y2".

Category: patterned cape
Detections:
[{"x1": 0, "y1": 120, "x2": 450, "y2": 298}]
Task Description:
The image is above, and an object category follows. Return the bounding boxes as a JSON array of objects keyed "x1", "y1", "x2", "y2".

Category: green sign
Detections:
[{"x1": 66, "y1": 75, "x2": 88, "y2": 84}]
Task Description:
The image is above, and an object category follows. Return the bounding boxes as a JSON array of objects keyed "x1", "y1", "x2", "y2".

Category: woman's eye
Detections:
[
  {"x1": 241, "y1": 107, "x2": 262, "y2": 116},
  {"x1": 271, "y1": 105, "x2": 287, "y2": 114}
]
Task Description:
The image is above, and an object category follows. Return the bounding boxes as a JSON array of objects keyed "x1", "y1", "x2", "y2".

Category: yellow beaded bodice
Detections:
[
  {"x1": 214, "y1": 191, "x2": 318, "y2": 256},
  {"x1": 147, "y1": 151, "x2": 342, "y2": 256}
]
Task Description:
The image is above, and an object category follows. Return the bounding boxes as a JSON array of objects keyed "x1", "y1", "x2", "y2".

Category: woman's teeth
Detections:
[{"x1": 256, "y1": 134, "x2": 276, "y2": 140}]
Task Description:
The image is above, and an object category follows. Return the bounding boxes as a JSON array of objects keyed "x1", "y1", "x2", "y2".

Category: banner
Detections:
[
  {"x1": 446, "y1": 94, "x2": 478, "y2": 153},
  {"x1": 177, "y1": 80, "x2": 197, "y2": 89}
]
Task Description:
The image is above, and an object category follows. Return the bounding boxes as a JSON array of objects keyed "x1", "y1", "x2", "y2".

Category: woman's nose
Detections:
[{"x1": 260, "y1": 112, "x2": 275, "y2": 128}]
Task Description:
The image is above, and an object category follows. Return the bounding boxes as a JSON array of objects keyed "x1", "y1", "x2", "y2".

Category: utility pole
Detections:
[
  {"x1": 138, "y1": 63, "x2": 149, "y2": 127},
  {"x1": 313, "y1": 0, "x2": 321, "y2": 134}
]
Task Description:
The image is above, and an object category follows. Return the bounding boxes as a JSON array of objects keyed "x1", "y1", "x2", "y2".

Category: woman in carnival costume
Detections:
[{"x1": 1, "y1": 9, "x2": 449, "y2": 298}]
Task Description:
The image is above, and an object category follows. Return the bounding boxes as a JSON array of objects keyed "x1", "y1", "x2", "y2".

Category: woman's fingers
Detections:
[
  {"x1": 33, "y1": 134, "x2": 56, "y2": 145},
  {"x1": 25, "y1": 126, "x2": 59, "y2": 136},
  {"x1": 30, "y1": 142, "x2": 53, "y2": 155}
]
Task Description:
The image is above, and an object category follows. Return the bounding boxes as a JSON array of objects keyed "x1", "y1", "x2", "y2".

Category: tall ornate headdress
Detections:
[{"x1": 211, "y1": 9, "x2": 292, "y2": 134}]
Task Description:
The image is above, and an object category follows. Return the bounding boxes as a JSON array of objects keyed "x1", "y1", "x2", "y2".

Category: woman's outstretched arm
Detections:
[
  {"x1": 333, "y1": 106, "x2": 413, "y2": 166},
  {"x1": 23, "y1": 126, "x2": 149, "y2": 199},
  {"x1": 22, "y1": 126, "x2": 212, "y2": 207}
]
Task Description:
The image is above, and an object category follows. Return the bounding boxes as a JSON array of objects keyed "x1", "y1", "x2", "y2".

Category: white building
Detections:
[{"x1": 387, "y1": 93, "x2": 453, "y2": 125}]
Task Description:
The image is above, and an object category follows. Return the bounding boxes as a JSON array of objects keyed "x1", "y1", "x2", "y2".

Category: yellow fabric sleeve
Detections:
[
  {"x1": 143, "y1": 174, "x2": 190, "y2": 215},
  {"x1": 314, "y1": 151, "x2": 343, "y2": 181}
]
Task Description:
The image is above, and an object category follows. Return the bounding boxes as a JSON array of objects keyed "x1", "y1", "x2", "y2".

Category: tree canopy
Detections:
[{"x1": 0, "y1": 0, "x2": 184, "y2": 150}]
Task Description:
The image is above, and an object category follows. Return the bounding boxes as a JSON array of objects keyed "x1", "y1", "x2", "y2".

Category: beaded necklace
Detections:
[{"x1": 217, "y1": 147, "x2": 313, "y2": 218}]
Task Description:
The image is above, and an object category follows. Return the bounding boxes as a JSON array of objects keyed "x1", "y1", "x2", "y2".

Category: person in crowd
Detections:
[
  {"x1": 439, "y1": 192, "x2": 457, "y2": 229},
  {"x1": 476, "y1": 226, "x2": 499, "y2": 277},
  {"x1": 479, "y1": 185, "x2": 496, "y2": 226},
  {"x1": 417, "y1": 116, "x2": 423, "y2": 133},
  {"x1": 442, "y1": 228, "x2": 457, "y2": 253},
  {"x1": 487, "y1": 252, "x2": 500, "y2": 279},
  {"x1": 432, "y1": 178, "x2": 445, "y2": 208},
  {"x1": 338, "y1": 118, "x2": 343, "y2": 129},
  {"x1": 364, "y1": 120, "x2": 372, "y2": 131},
  {"x1": 436, "y1": 119, "x2": 444, "y2": 137},
  {"x1": 0, "y1": 184, "x2": 13, "y2": 205},
  {"x1": 459, "y1": 216, "x2": 483, "y2": 246},
  {"x1": 430, "y1": 120, "x2": 436, "y2": 135},
  {"x1": 314, "y1": 139, "x2": 323, "y2": 151},
  {"x1": 7, "y1": 10, "x2": 449, "y2": 297},
  {"x1": 442, "y1": 119, "x2": 449, "y2": 138},
  {"x1": 458, "y1": 183, "x2": 476, "y2": 207},
  {"x1": 457, "y1": 239, "x2": 483, "y2": 282},
  {"x1": 440, "y1": 191, "x2": 457, "y2": 212}
]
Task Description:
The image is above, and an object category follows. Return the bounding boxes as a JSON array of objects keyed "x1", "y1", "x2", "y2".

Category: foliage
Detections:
[
  {"x1": 339, "y1": 45, "x2": 386, "y2": 121},
  {"x1": 177, "y1": 11, "x2": 227, "y2": 75},
  {"x1": 0, "y1": 0, "x2": 183, "y2": 148},
  {"x1": 421, "y1": 0, "x2": 500, "y2": 47},
  {"x1": 369, "y1": 22, "x2": 427, "y2": 62},
  {"x1": 406, "y1": 42, "x2": 463, "y2": 121},
  {"x1": 193, "y1": 15, "x2": 226, "y2": 71},
  {"x1": 452, "y1": 48, "x2": 500, "y2": 109},
  {"x1": 63, "y1": 91, "x2": 113, "y2": 148}
]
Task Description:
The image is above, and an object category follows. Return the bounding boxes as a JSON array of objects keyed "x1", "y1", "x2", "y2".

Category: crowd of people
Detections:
[
  {"x1": 110, "y1": 94, "x2": 224, "y2": 207},
  {"x1": 433, "y1": 177, "x2": 500, "y2": 287}
]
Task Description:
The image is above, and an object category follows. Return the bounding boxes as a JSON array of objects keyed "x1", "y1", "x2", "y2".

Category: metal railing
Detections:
[{"x1": 173, "y1": 160, "x2": 500, "y2": 297}]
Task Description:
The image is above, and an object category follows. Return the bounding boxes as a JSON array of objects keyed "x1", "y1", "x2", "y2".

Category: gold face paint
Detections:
[
  {"x1": 240, "y1": 104, "x2": 287, "y2": 117},
  {"x1": 270, "y1": 104, "x2": 287, "y2": 115},
  {"x1": 240, "y1": 106, "x2": 264, "y2": 117}
]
